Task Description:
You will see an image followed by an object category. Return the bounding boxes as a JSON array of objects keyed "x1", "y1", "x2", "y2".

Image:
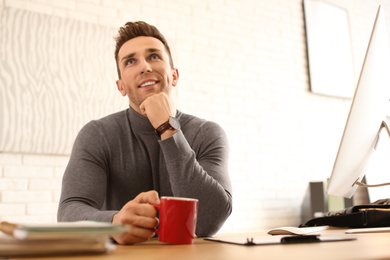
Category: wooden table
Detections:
[{"x1": 9, "y1": 229, "x2": 390, "y2": 260}]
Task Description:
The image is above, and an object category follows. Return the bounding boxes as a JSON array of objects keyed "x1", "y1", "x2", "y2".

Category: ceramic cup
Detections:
[{"x1": 152, "y1": 196, "x2": 198, "y2": 244}]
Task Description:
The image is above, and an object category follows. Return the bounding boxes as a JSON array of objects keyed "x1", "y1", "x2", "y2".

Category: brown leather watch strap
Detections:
[{"x1": 155, "y1": 120, "x2": 172, "y2": 137}]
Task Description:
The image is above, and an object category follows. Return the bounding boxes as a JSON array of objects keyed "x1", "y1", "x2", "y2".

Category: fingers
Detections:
[
  {"x1": 135, "y1": 190, "x2": 160, "y2": 205},
  {"x1": 112, "y1": 191, "x2": 160, "y2": 245},
  {"x1": 140, "y1": 93, "x2": 176, "y2": 128},
  {"x1": 115, "y1": 191, "x2": 160, "y2": 225},
  {"x1": 118, "y1": 206, "x2": 157, "y2": 224},
  {"x1": 113, "y1": 225, "x2": 156, "y2": 245}
]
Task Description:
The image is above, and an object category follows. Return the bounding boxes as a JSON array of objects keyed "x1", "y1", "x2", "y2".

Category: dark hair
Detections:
[{"x1": 114, "y1": 21, "x2": 174, "y2": 78}]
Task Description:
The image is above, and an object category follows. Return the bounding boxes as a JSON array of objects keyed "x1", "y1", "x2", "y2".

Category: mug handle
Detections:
[{"x1": 151, "y1": 203, "x2": 160, "y2": 235}]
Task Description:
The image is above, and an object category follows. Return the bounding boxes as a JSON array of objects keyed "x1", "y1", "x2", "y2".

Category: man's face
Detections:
[{"x1": 116, "y1": 36, "x2": 179, "y2": 113}]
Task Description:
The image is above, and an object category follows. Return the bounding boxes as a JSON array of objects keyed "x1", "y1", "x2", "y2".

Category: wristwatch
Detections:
[{"x1": 155, "y1": 117, "x2": 181, "y2": 137}]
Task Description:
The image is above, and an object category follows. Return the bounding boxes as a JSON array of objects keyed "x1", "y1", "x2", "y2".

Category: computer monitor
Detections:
[{"x1": 326, "y1": 5, "x2": 390, "y2": 198}]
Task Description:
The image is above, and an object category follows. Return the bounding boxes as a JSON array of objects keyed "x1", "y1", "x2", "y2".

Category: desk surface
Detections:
[{"x1": 9, "y1": 229, "x2": 390, "y2": 260}]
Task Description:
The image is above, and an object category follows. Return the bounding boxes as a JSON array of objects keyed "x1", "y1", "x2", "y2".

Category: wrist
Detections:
[
  {"x1": 155, "y1": 117, "x2": 180, "y2": 138},
  {"x1": 160, "y1": 129, "x2": 178, "y2": 140},
  {"x1": 112, "y1": 212, "x2": 121, "y2": 224}
]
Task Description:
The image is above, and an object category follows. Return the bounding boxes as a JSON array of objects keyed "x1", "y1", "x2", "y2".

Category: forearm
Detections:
[
  {"x1": 57, "y1": 162, "x2": 117, "y2": 223},
  {"x1": 58, "y1": 199, "x2": 117, "y2": 223},
  {"x1": 160, "y1": 130, "x2": 232, "y2": 236}
]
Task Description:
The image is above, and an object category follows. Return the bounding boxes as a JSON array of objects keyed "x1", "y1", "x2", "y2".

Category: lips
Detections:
[{"x1": 139, "y1": 80, "x2": 159, "y2": 88}]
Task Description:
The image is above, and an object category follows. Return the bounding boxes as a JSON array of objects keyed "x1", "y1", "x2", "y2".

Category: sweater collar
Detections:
[{"x1": 127, "y1": 106, "x2": 155, "y2": 134}]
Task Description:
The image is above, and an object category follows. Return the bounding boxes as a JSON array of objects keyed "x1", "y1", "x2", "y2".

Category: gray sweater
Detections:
[{"x1": 57, "y1": 107, "x2": 232, "y2": 237}]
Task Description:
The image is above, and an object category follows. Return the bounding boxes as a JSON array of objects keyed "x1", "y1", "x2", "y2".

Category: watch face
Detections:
[{"x1": 169, "y1": 117, "x2": 181, "y2": 130}]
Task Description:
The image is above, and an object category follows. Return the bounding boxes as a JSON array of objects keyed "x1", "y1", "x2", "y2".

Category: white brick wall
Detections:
[
  {"x1": 0, "y1": 153, "x2": 67, "y2": 223},
  {"x1": 1, "y1": 0, "x2": 390, "y2": 234}
]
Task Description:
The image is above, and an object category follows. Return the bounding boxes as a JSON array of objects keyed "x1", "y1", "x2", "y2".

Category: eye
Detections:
[
  {"x1": 150, "y1": 54, "x2": 161, "y2": 60},
  {"x1": 125, "y1": 59, "x2": 134, "y2": 66}
]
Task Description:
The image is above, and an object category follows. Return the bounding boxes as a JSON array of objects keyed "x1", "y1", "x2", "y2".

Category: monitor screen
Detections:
[{"x1": 326, "y1": 5, "x2": 390, "y2": 198}]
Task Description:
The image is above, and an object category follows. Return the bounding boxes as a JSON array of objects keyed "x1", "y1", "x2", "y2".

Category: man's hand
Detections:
[
  {"x1": 139, "y1": 92, "x2": 176, "y2": 129},
  {"x1": 112, "y1": 191, "x2": 160, "y2": 245}
]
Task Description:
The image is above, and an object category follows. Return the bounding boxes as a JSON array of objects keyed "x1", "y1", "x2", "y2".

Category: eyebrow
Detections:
[
  {"x1": 120, "y1": 48, "x2": 163, "y2": 63},
  {"x1": 146, "y1": 48, "x2": 163, "y2": 54}
]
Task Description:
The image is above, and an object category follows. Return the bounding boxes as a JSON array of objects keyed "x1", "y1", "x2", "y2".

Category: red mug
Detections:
[{"x1": 152, "y1": 196, "x2": 198, "y2": 244}]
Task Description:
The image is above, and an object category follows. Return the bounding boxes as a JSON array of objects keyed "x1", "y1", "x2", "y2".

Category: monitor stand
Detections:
[{"x1": 354, "y1": 120, "x2": 390, "y2": 188}]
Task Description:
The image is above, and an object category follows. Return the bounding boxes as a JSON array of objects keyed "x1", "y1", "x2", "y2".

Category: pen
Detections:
[{"x1": 0, "y1": 221, "x2": 18, "y2": 236}]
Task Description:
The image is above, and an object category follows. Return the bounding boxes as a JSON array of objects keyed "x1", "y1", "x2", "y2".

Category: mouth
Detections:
[{"x1": 139, "y1": 80, "x2": 159, "y2": 88}]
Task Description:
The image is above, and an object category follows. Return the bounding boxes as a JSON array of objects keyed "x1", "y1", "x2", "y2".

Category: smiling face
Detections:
[{"x1": 116, "y1": 36, "x2": 179, "y2": 114}]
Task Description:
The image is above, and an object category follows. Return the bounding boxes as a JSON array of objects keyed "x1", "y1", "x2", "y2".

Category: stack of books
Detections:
[{"x1": 0, "y1": 221, "x2": 128, "y2": 257}]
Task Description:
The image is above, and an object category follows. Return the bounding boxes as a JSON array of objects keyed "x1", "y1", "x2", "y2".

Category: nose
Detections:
[{"x1": 139, "y1": 59, "x2": 152, "y2": 74}]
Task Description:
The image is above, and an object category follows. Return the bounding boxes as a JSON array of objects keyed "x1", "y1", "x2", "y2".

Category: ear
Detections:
[
  {"x1": 116, "y1": 79, "x2": 127, "y2": 96},
  {"x1": 172, "y1": 68, "x2": 179, "y2": 87}
]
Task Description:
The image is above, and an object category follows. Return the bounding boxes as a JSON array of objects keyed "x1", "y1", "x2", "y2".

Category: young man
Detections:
[{"x1": 57, "y1": 21, "x2": 232, "y2": 245}]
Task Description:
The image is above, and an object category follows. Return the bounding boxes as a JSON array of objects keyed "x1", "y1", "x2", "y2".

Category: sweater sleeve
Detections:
[
  {"x1": 159, "y1": 121, "x2": 232, "y2": 237},
  {"x1": 57, "y1": 121, "x2": 118, "y2": 223}
]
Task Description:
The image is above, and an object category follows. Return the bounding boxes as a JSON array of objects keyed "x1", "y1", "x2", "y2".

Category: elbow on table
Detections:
[{"x1": 195, "y1": 199, "x2": 232, "y2": 237}]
